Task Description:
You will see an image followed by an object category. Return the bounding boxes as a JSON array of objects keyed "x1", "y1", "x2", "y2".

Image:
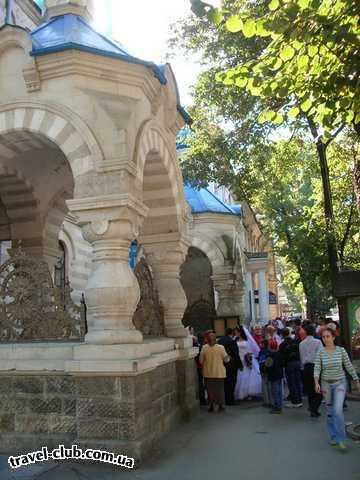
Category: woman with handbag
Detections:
[{"x1": 314, "y1": 327, "x2": 360, "y2": 451}]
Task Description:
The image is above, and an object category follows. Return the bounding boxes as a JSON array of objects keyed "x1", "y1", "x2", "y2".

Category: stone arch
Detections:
[
  {"x1": 190, "y1": 235, "x2": 225, "y2": 271},
  {"x1": 0, "y1": 100, "x2": 104, "y2": 180},
  {"x1": 0, "y1": 165, "x2": 41, "y2": 246},
  {"x1": 134, "y1": 119, "x2": 186, "y2": 235},
  {"x1": 43, "y1": 189, "x2": 70, "y2": 263},
  {"x1": 180, "y1": 246, "x2": 216, "y2": 334},
  {"x1": 59, "y1": 222, "x2": 76, "y2": 263}
]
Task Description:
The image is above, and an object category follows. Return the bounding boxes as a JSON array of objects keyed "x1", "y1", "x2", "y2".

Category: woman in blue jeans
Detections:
[{"x1": 314, "y1": 328, "x2": 360, "y2": 451}]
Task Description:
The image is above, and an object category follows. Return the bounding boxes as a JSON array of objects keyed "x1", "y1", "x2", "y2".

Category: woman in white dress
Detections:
[{"x1": 234, "y1": 325, "x2": 262, "y2": 400}]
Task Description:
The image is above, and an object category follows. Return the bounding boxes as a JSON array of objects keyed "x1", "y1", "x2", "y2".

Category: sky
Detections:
[{"x1": 92, "y1": 0, "x2": 203, "y2": 107}]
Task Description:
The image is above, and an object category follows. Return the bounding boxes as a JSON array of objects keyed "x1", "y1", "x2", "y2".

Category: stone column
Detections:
[
  {"x1": 258, "y1": 270, "x2": 269, "y2": 324},
  {"x1": 143, "y1": 236, "x2": 188, "y2": 339},
  {"x1": 245, "y1": 271, "x2": 255, "y2": 324},
  {"x1": 212, "y1": 267, "x2": 244, "y2": 318},
  {"x1": 67, "y1": 196, "x2": 148, "y2": 345}
]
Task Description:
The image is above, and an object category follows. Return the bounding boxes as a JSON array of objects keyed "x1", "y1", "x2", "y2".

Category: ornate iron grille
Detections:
[{"x1": 0, "y1": 245, "x2": 86, "y2": 342}]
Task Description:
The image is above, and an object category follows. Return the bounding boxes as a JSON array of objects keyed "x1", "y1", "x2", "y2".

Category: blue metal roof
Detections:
[
  {"x1": 228, "y1": 204, "x2": 242, "y2": 215},
  {"x1": 184, "y1": 185, "x2": 241, "y2": 216},
  {"x1": 176, "y1": 126, "x2": 192, "y2": 150},
  {"x1": 30, "y1": 14, "x2": 168, "y2": 84},
  {"x1": 28, "y1": 13, "x2": 191, "y2": 124}
]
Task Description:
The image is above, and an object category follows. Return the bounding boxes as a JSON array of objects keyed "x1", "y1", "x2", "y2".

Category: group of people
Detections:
[{"x1": 193, "y1": 316, "x2": 360, "y2": 451}]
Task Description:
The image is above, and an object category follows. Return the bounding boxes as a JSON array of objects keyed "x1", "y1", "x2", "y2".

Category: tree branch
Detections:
[{"x1": 338, "y1": 191, "x2": 355, "y2": 267}]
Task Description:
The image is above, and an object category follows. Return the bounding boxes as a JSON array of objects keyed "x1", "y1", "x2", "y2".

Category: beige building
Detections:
[{"x1": 0, "y1": 0, "x2": 280, "y2": 460}]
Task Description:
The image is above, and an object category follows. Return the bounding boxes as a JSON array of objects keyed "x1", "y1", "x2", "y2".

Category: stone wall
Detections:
[{"x1": 0, "y1": 359, "x2": 198, "y2": 462}]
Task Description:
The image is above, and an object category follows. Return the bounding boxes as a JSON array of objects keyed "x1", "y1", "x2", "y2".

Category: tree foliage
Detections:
[
  {"x1": 171, "y1": 0, "x2": 360, "y2": 314},
  {"x1": 192, "y1": 0, "x2": 360, "y2": 138}
]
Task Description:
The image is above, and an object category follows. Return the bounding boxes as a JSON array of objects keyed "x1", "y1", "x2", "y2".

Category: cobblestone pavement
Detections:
[{"x1": 1, "y1": 400, "x2": 359, "y2": 480}]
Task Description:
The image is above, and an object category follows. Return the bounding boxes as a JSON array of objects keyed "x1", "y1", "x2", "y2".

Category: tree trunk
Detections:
[
  {"x1": 305, "y1": 301, "x2": 316, "y2": 322},
  {"x1": 307, "y1": 119, "x2": 339, "y2": 279},
  {"x1": 315, "y1": 140, "x2": 339, "y2": 277},
  {"x1": 354, "y1": 156, "x2": 360, "y2": 213},
  {"x1": 353, "y1": 122, "x2": 360, "y2": 213}
]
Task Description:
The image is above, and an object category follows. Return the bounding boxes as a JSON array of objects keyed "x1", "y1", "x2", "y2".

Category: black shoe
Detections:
[
  {"x1": 218, "y1": 405, "x2": 225, "y2": 413},
  {"x1": 270, "y1": 408, "x2": 282, "y2": 414},
  {"x1": 208, "y1": 405, "x2": 214, "y2": 412},
  {"x1": 310, "y1": 411, "x2": 321, "y2": 418}
]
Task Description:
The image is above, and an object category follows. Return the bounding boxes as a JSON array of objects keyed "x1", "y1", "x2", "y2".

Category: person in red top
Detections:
[{"x1": 265, "y1": 325, "x2": 279, "y2": 351}]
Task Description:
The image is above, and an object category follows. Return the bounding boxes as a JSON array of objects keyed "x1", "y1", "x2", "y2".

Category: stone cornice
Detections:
[
  {"x1": 67, "y1": 193, "x2": 149, "y2": 218},
  {"x1": 34, "y1": 50, "x2": 162, "y2": 108},
  {"x1": 246, "y1": 255, "x2": 269, "y2": 273},
  {"x1": 191, "y1": 213, "x2": 240, "y2": 227}
]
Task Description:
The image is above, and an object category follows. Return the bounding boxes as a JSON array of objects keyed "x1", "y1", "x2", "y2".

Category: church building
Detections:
[{"x1": 0, "y1": 0, "x2": 280, "y2": 460}]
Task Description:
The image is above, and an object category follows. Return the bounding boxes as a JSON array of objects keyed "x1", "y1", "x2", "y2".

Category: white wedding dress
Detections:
[{"x1": 234, "y1": 339, "x2": 262, "y2": 400}]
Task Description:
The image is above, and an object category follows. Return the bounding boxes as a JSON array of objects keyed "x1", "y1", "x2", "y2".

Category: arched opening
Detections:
[
  {"x1": 0, "y1": 128, "x2": 86, "y2": 342},
  {"x1": 180, "y1": 246, "x2": 216, "y2": 334},
  {"x1": 141, "y1": 151, "x2": 180, "y2": 236},
  {"x1": 0, "y1": 129, "x2": 74, "y2": 267},
  {"x1": 133, "y1": 122, "x2": 189, "y2": 339}
]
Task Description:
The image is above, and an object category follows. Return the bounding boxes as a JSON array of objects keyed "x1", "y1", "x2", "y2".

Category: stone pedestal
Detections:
[{"x1": 0, "y1": 355, "x2": 198, "y2": 462}]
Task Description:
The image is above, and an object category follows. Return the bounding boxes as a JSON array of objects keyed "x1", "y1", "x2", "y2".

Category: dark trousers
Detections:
[
  {"x1": 270, "y1": 379, "x2": 283, "y2": 410},
  {"x1": 303, "y1": 363, "x2": 322, "y2": 414},
  {"x1": 285, "y1": 361, "x2": 303, "y2": 404},
  {"x1": 224, "y1": 366, "x2": 237, "y2": 405},
  {"x1": 197, "y1": 368, "x2": 206, "y2": 405}
]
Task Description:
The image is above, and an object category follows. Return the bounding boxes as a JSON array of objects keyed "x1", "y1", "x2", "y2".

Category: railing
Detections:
[{"x1": 0, "y1": 245, "x2": 86, "y2": 342}]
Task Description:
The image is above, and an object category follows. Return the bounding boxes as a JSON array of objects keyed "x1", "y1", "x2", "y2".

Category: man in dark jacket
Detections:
[
  {"x1": 279, "y1": 328, "x2": 303, "y2": 407},
  {"x1": 266, "y1": 349, "x2": 284, "y2": 414},
  {"x1": 218, "y1": 328, "x2": 243, "y2": 405}
]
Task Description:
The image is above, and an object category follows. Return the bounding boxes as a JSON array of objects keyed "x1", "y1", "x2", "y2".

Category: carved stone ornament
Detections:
[{"x1": 0, "y1": 245, "x2": 86, "y2": 342}]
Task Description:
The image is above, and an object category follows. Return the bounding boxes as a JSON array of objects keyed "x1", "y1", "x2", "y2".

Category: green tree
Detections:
[
  {"x1": 187, "y1": 0, "x2": 360, "y2": 279},
  {"x1": 248, "y1": 139, "x2": 336, "y2": 318}
]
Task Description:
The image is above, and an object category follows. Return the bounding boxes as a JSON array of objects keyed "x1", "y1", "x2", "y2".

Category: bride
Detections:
[{"x1": 234, "y1": 325, "x2": 262, "y2": 400}]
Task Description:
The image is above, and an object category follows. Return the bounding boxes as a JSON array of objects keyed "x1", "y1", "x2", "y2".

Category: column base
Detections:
[
  {"x1": 85, "y1": 329, "x2": 143, "y2": 345},
  {"x1": 165, "y1": 325, "x2": 188, "y2": 338}
]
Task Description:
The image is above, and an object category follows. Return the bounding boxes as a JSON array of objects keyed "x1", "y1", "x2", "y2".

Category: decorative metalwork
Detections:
[
  {"x1": 0, "y1": 245, "x2": 86, "y2": 342},
  {"x1": 132, "y1": 257, "x2": 164, "y2": 336}
]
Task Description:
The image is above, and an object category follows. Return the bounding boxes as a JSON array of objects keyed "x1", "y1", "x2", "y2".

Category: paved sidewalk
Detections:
[{"x1": 1, "y1": 401, "x2": 360, "y2": 480}]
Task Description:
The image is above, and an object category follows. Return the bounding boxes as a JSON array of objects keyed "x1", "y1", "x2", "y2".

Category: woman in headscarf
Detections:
[
  {"x1": 200, "y1": 332, "x2": 230, "y2": 412},
  {"x1": 234, "y1": 325, "x2": 262, "y2": 401}
]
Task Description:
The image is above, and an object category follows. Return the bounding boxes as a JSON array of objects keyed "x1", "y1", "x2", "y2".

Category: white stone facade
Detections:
[{"x1": 0, "y1": 0, "x2": 194, "y2": 373}]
